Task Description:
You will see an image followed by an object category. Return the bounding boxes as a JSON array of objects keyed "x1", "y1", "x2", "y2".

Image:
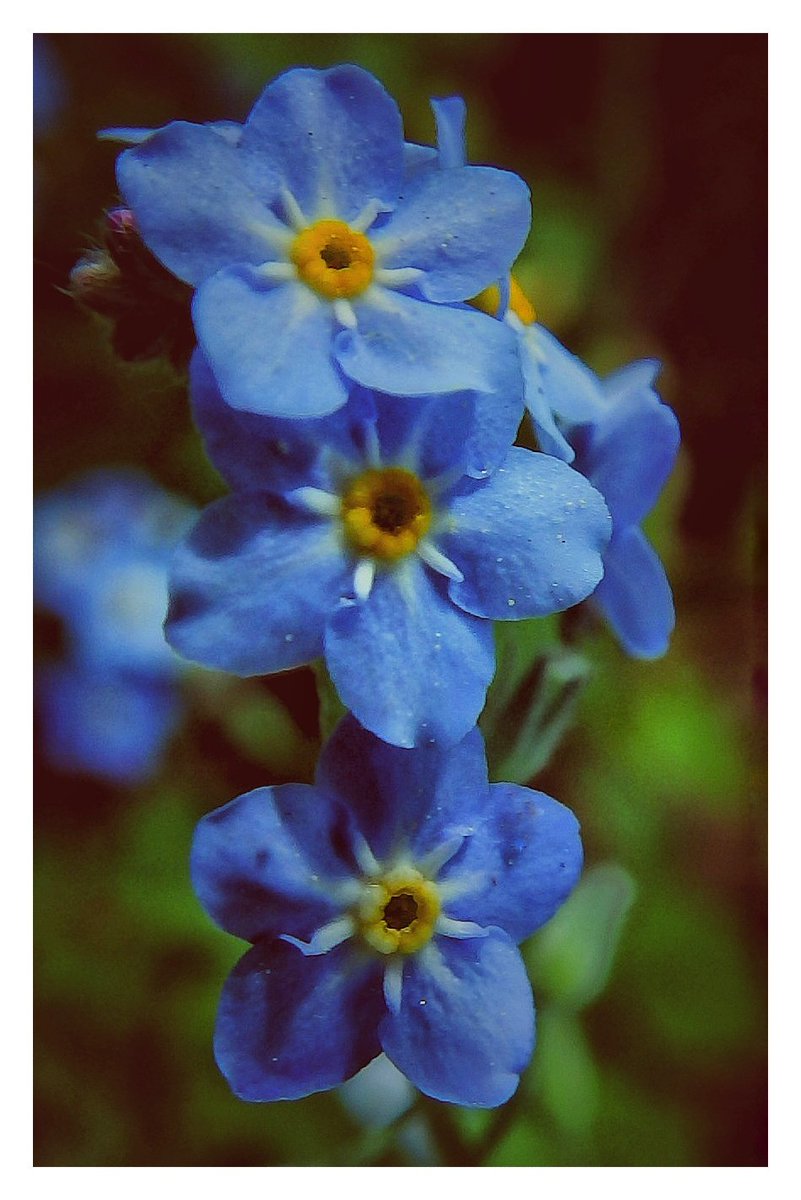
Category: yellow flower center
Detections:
[
  {"x1": 341, "y1": 467, "x2": 432, "y2": 561},
  {"x1": 290, "y1": 219, "x2": 375, "y2": 299},
  {"x1": 358, "y1": 868, "x2": 441, "y2": 955},
  {"x1": 469, "y1": 273, "x2": 536, "y2": 325}
]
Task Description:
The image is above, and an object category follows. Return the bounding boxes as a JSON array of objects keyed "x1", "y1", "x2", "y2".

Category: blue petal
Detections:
[
  {"x1": 240, "y1": 65, "x2": 404, "y2": 221},
  {"x1": 442, "y1": 784, "x2": 583, "y2": 943},
  {"x1": 380, "y1": 930, "x2": 534, "y2": 1107},
  {"x1": 518, "y1": 323, "x2": 606, "y2": 461},
  {"x1": 324, "y1": 559, "x2": 496, "y2": 748},
  {"x1": 116, "y1": 121, "x2": 287, "y2": 286},
  {"x1": 194, "y1": 272, "x2": 349, "y2": 418},
  {"x1": 571, "y1": 388, "x2": 680, "y2": 528},
  {"x1": 191, "y1": 784, "x2": 350, "y2": 943},
  {"x1": 373, "y1": 166, "x2": 530, "y2": 302},
  {"x1": 215, "y1": 940, "x2": 384, "y2": 1102},
  {"x1": 431, "y1": 96, "x2": 467, "y2": 169},
  {"x1": 166, "y1": 494, "x2": 348, "y2": 675},
  {"x1": 441, "y1": 447, "x2": 611, "y2": 619},
  {"x1": 338, "y1": 290, "x2": 522, "y2": 399},
  {"x1": 189, "y1": 349, "x2": 370, "y2": 494},
  {"x1": 315, "y1": 715, "x2": 490, "y2": 863},
  {"x1": 370, "y1": 390, "x2": 520, "y2": 483},
  {"x1": 37, "y1": 665, "x2": 179, "y2": 785},
  {"x1": 602, "y1": 358, "x2": 661, "y2": 402},
  {"x1": 403, "y1": 141, "x2": 437, "y2": 181},
  {"x1": 594, "y1": 526, "x2": 675, "y2": 658}
]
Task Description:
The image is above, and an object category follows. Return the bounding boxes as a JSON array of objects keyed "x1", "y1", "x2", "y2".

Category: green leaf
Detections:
[
  {"x1": 530, "y1": 1008, "x2": 600, "y2": 1138},
  {"x1": 312, "y1": 658, "x2": 348, "y2": 743},
  {"x1": 527, "y1": 862, "x2": 637, "y2": 1009},
  {"x1": 481, "y1": 629, "x2": 591, "y2": 784}
]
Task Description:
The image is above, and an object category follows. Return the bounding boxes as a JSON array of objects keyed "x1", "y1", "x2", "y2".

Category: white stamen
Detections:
[
  {"x1": 383, "y1": 958, "x2": 405, "y2": 1015},
  {"x1": 333, "y1": 299, "x2": 357, "y2": 329},
  {"x1": 287, "y1": 487, "x2": 341, "y2": 518},
  {"x1": 352, "y1": 199, "x2": 385, "y2": 233},
  {"x1": 418, "y1": 833, "x2": 468, "y2": 878},
  {"x1": 246, "y1": 219, "x2": 294, "y2": 255},
  {"x1": 353, "y1": 558, "x2": 376, "y2": 602},
  {"x1": 435, "y1": 915, "x2": 489, "y2": 941},
  {"x1": 352, "y1": 831, "x2": 380, "y2": 878},
  {"x1": 374, "y1": 267, "x2": 425, "y2": 290},
  {"x1": 258, "y1": 261, "x2": 296, "y2": 283},
  {"x1": 280, "y1": 187, "x2": 309, "y2": 231},
  {"x1": 416, "y1": 540, "x2": 464, "y2": 583},
  {"x1": 280, "y1": 914, "x2": 355, "y2": 957},
  {"x1": 363, "y1": 422, "x2": 382, "y2": 468}
]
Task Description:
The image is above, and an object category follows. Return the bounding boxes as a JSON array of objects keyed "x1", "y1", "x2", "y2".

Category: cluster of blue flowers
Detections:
[{"x1": 76, "y1": 64, "x2": 679, "y2": 1108}]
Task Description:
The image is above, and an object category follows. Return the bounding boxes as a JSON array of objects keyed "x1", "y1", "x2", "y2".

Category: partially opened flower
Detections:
[
  {"x1": 191, "y1": 716, "x2": 583, "y2": 1107},
  {"x1": 115, "y1": 64, "x2": 529, "y2": 419},
  {"x1": 566, "y1": 360, "x2": 680, "y2": 658},
  {"x1": 166, "y1": 384, "x2": 611, "y2": 747}
]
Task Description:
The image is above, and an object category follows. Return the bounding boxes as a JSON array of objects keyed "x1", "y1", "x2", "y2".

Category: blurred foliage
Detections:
[{"x1": 34, "y1": 33, "x2": 766, "y2": 1165}]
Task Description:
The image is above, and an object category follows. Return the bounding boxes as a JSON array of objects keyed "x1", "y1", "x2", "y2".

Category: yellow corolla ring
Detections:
[
  {"x1": 470, "y1": 274, "x2": 536, "y2": 325},
  {"x1": 358, "y1": 868, "x2": 441, "y2": 955},
  {"x1": 341, "y1": 467, "x2": 432, "y2": 561},
  {"x1": 290, "y1": 219, "x2": 375, "y2": 299}
]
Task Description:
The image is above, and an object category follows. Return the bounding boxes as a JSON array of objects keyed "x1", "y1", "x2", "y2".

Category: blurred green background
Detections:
[{"x1": 34, "y1": 33, "x2": 766, "y2": 1166}]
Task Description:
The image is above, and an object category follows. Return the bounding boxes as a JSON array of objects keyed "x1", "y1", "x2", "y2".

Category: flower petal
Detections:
[
  {"x1": 337, "y1": 289, "x2": 522, "y2": 399},
  {"x1": 373, "y1": 166, "x2": 531, "y2": 302},
  {"x1": 431, "y1": 96, "x2": 467, "y2": 169},
  {"x1": 441, "y1": 784, "x2": 583, "y2": 943},
  {"x1": 380, "y1": 930, "x2": 534, "y2": 1107},
  {"x1": 315, "y1": 714, "x2": 490, "y2": 863},
  {"x1": 165, "y1": 494, "x2": 348, "y2": 675},
  {"x1": 240, "y1": 65, "x2": 404, "y2": 221},
  {"x1": 189, "y1": 349, "x2": 370, "y2": 494},
  {"x1": 571, "y1": 388, "x2": 680, "y2": 527},
  {"x1": 215, "y1": 940, "x2": 384, "y2": 1101},
  {"x1": 194, "y1": 272, "x2": 350, "y2": 419},
  {"x1": 442, "y1": 447, "x2": 611, "y2": 620},
  {"x1": 324, "y1": 558, "x2": 495, "y2": 748},
  {"x1": 530, "y1": 323, "x2": 605, "y2": 427},
  {"x1": 594, "y1": 526, "x2": 675, "y2": 658},
  {"x1": 116, "y1": 121, "x2": 287, "y2": 285},
  {"x1": 191, "y1": 784, "x2": 349, "y2": 943}
]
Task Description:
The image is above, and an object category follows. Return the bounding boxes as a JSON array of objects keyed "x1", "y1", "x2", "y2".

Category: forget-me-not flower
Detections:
[
  {"x1": 191, "y1": 715, "x2": 583, "y2": 1107},
  {"x1": 165, "y1": 380, "x2": 611, "y2": 748},
  {"x1": 115, "y1": 65, "x2": 529, "y2": 419},
  {"x1": 34, "y1": 470, "x2": 195, "y2": 781},
  {"x1": 564, "y1": 359, "x2": 680, "y2": 658}
]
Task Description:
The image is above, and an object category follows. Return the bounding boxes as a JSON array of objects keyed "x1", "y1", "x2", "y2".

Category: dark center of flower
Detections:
[
  {"x1": 341, "y1": 467, "x2": 432, "y2": 561},
  {"x1": 383, "y1": 892, "x2": 419, "y2": 931},
  {"x1": 371, "y1": 489, "x2": 420, "y2": 534},
  {"x1": 320, "y1": 242, "x2": 352, "y2": 270}
]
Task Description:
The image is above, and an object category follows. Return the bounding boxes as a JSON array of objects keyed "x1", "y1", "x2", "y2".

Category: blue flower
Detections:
[
  {"x1": 115, "y1": 65, "x2": 529, "y2": 419},
  {"x1": 37, "y1": 663, "x2": 180, "y2": 785},
  {"x1": 34, "y1": 470, "x2": 195, "y2": 781},
  {"x1": 191, "y1": 715, "x2": 583, "y2": 1107},
  {"x1": 565, "y1": 360, "x2": 680, "y2": 658},
  {"x1": 166, "y1": 384, "x2": 611, "y2": 748},
  {"x1": 421, "y1": 95, "x2": 604, "y2": 462}
]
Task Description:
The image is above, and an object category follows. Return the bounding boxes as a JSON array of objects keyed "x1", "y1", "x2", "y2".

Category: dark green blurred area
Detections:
[{"x1": 34, "y1": 33, "x2": 766, "y2": 1166}]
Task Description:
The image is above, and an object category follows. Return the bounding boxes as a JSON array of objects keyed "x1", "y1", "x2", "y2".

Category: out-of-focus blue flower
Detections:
[
  {"x1": 34, "y1": 470, "x2": 196, "y2": 782},
  {"x1": 565, "y1": 360, "x2": 680, "y2": 658},
  {"x1": 115, "y1": 64, "x2": 529, "y2": 419},
  {"x1": 191, "y1": 716, "x2": 583, "y2": 1107},
  {"x1": 37, "y1": 664, "x2": 181, "y2": 785},
  {"x1": 166, "y1": 382, "x2": 611, "y2": 748}
]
